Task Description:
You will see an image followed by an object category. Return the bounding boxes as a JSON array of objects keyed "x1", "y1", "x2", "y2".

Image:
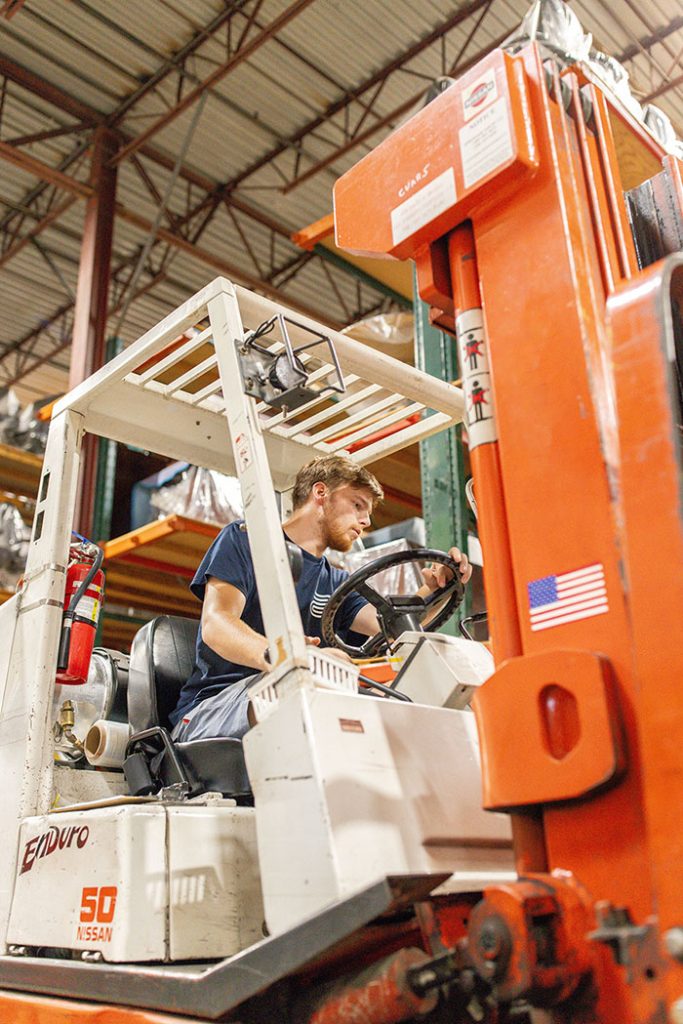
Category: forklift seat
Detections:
[{"x1": 124, "y1": 615, "x2": 252, "y2": 802}]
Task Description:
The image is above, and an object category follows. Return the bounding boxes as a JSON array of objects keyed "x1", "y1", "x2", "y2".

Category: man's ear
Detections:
[{"x1": 311, "y1": 481, "x2": 327, "y2": 504}]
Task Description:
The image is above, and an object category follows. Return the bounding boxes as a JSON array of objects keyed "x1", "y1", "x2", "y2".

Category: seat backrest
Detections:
[{"x1": 128, "y1": 615, "x2": 199, "y2": 733}]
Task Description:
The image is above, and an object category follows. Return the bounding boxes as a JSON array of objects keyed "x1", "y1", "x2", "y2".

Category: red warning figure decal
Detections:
[{"x1": 456, "y1": 309, "x2": 498, "y2": 449}]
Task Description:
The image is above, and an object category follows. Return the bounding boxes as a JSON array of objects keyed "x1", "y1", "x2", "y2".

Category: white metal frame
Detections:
[{"x1": 0, "y1": 277, "x2": 465, "y2": 949}]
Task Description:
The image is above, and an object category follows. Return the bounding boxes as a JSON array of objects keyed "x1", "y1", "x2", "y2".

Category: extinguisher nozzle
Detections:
[{"x1": 57, "y1": 616, "x2": 73, "y2": 672}]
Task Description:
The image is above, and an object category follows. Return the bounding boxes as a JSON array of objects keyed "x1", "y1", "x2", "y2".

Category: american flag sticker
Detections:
[{"x1": 527, "y1": 563, "x2": 608, "y2": 632}]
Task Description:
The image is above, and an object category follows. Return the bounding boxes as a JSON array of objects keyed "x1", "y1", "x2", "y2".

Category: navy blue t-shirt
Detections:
[{"x1": 170, "y1": 521, "x2": 368, "y2": 726}]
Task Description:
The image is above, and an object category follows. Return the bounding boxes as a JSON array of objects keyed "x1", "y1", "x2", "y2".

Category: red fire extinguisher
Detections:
[{"x1": 56, "y1": 536, "x2": 105, "y2": 686}]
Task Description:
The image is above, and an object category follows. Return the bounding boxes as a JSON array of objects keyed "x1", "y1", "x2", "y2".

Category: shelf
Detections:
[
  {"x1": 0, "y1": 442, "x2": 42, "y2": 500},
  {"x1": 101, "y1": 514, "x2": 220, "y2": 626},
  {"x1": 0, "y1": 585, "x2": 155, "y2": 653},
  {"x1": 3, "y1": 517, "x2": 220, "y2": 651}
]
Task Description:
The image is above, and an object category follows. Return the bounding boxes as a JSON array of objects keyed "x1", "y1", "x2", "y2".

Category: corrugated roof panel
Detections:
[{"x1": 1, "y1": 0, "x2": 682, "y2": 406}]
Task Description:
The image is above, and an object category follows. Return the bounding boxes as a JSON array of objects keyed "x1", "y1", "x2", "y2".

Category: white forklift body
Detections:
[{"x1": 0, "y1": 277, "x2": 511, "y2": 969}]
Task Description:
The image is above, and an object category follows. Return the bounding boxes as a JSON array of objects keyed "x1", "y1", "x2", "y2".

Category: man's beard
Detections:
[
  {"x1": 323, "y1": 521, "x2": 355, "y2": 553},
  {"x1": 322, "y1": 496, "x2": 355, "y2": 552}
]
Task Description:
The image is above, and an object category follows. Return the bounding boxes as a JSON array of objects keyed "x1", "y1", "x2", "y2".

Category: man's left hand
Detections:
[{"x1": 421, "y1": 546, "x2": 472, "y2": 591}]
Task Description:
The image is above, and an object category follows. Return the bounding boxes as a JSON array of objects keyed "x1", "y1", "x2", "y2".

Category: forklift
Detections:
[{"x1": 0, "y1": 25, "x2": 682, "y2": 1024}]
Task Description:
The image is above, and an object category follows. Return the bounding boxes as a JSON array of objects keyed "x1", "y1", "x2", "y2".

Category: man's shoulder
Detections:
[
  {"x1": 214, "y1": 519, "x2": 249, "y2": 547},
  {"x1": 192, "y1": 519, "x2": 254, "y2": 596},
  {"x1": 200, "y1": 519, "x2": 252, "y2": 569}
]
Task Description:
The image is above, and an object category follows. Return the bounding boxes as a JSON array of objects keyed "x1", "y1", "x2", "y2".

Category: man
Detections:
[{"x1": 170, "y1": 454, "x2": 471, "y2": 741}]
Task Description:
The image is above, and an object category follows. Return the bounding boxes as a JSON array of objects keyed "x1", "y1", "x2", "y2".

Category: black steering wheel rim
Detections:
[{"x1": 321, "y1": 547, "x2": 465, "y2": 658}]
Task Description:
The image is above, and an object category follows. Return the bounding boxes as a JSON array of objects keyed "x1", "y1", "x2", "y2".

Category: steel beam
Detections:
[
  {"x1": 0, "y1": 58, "x2": 360, "y2": 316},
  {"x1": 1, "y1": 0, "x2": 28, "y2": 18},
  {"x1": 115, "y1": 202, "x2": 345, "y2": 326},
  {"x1": 280, "y1": 31, "x2": 509, "y2": 194},
  {"x1": 0, "y1": 54, "x2": 291, "y2": 232},
  {"x1": 85, "y1": 1, "x2": 247, "y2": 128},
  {"x1": 0, "y1": 54, "x2": 100, "y2": 123},
  {"x1": 0, "y1": 269, "x2": 167, "y2": 387},
  {"x1": 0, "y1": 139, "x2": 92, "y2": 197},
  {"x1": 616, "y1": 15, "x2": 683, "y2": 63},
  {"x1": 225, "y1": 0, "x2": 494, "y2": 192},
  {"x1": 0, "y1": 195, "x2": 77, "y2": 269},
  {"x1": 70, "y1": 127, "x2": 118, "y2": 536},
  {"x1": 70, "y1": 128, "x2": 118, "y2": 387},
  {"x1": 113, "y1": 0, "x2": 317, "y2": 166},
  {"x1": 0, "y1": 140, "x2": 347, "y2": 328},
  {"x1": 644, "y1": 73, "x2": 683, "y2": 104}
]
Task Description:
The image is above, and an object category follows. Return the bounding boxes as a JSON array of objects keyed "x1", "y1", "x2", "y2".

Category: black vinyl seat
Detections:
[{"x1": 124, "y1": 615, "x2": 251, "y2": 802}]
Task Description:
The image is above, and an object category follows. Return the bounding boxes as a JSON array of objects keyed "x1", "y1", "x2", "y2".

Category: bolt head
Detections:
[
  {"x1": 479, "y1": 923, "x2": 503, "y2": 960},
  {"x1": 665, "y1": 928, "x2": 683, "y2": 962}
]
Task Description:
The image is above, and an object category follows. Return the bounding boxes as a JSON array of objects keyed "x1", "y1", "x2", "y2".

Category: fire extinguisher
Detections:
[{"x1": 56, "y1": 534, "x2": 105, "y2": 686}]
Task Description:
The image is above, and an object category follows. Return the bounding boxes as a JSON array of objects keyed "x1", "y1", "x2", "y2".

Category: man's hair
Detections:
[{"x1": 291, "y1": 455, "x2": 383, "y2": 510}]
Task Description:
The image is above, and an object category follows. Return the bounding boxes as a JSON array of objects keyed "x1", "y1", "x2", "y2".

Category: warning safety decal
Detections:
[{"x1": 459, "y1": 97, "x2": 513, "y2": 190}]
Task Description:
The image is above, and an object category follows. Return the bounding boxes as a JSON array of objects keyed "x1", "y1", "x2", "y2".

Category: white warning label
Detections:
[
  {"x1": 390, "y1": 168, "x2": 456, "y2": 247},
  {"x1": 75, "y1": 596, "x2": 99, "y2": 623},
  {"x1": 459, "y1": 98, "x2": 513, "y2": 189},
  {"x1": 456, "y1": 308, "x2": 498, "y2": 450},
  {"x1": 234, "y1": 432, "x2": 252, "y2": 473}
]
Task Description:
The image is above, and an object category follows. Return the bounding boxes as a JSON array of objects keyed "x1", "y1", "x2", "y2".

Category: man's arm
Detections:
[
  {"x1": 348, "y1": 546, "x2": 472, "y2": 637},
  {"x1": 202, "y1": 576, "x2": 325, "y2": 668},
  {"x1": 201, "y1": 577, "x2": 271, "y2": 672}
]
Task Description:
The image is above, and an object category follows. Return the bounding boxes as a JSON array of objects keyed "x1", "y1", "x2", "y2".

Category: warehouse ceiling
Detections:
[{"x1": 0, "y1": 0, "x2": 681, "y2": 403}]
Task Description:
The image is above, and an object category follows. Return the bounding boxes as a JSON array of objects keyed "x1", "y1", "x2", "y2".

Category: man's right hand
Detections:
[
  {"x1": 318, "y1": 646, "x2": 354, "y2": 664},
  {"x1": 306, "y1": 636, "x2": 353, "y2": 664}
]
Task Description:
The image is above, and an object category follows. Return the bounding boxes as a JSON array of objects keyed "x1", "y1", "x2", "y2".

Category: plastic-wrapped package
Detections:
[
  {"x1": 503, "y1": 0, "x2": 592, "y2": 65},
  {"x1": 588, "y1": 50, "x2": 643, "y2": 121},
  {"x1": 505, "y1": 1, "x2": 682, "y2": 160},
  {"x1": 0, "y1": 389, "x2": 51, "y2": 454},
  {"x1": 643, "y1": 105, "x2": 677, "y2": 151},
  {"x1": 11, "y1": 401, "x2": 51, "y2": 454},
  {"x1": 343, "y1": 312, "x2": 414, "y2": 365},
  {"x1": 0, "y1": 388, "x2": 20, "y2": 446},
  {"x1": 149, "y1": 465, "x2": 243, "y2": 526},
  {"x1": 0, "y1": 502, "x2": 31, "y2": 589},
  {"x1": 337, "y1": 538, "x2": 424, "y2": 597}
]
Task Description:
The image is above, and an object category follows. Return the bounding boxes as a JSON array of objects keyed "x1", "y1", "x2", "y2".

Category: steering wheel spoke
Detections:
[
  {"x1": 359, "y1": 632, "x2": 387, "y2": 657},
  {"x1": 321, "y1": 548, "x2": 465, "y2": 659},
  {"x1": 423, "y1": 575, "x2": 460, "y2": 609},
  {"x1": 356, "y1": 579, "x2": 393, "y2": 614}
]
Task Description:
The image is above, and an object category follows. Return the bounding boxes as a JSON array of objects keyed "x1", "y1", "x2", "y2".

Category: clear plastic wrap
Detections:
[
  {"x1": 0, "y1": 502, "x2": 31, "y2": 589},
  {"x1": 337, "y1": 538, "x2": 424, "y2": 597},
  {"x1": 643, "y1": 105, "x2": 677, "y2": 150},
  {"x1": 0, "y1": 388, "x2": 20, "y2": 446},
  {"x1": 588, "y1": 50, "x2": 643, "y2": 121},
  {"x1": 149, "y1": 465, "x2": 243, "y2": 526},
  {"x1": 0, "y1": 388, "x2": 51, "y2": 454},
  {"x1": 506, "y1": 1, "x2": 681, "y2": 158},
  {"x1": 342, "y1": 312, "x2": 415, "y2": 365},
  {"x1": 503, "y1": 0, "x2": 592, "y2": 65}
]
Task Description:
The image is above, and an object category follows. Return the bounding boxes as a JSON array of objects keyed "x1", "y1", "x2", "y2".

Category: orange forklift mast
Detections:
[{"x1": 335, "y1": 42, "x2": 683, "y2": 1023}]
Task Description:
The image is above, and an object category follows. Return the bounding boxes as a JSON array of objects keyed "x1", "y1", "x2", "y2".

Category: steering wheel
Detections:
[{"x1": 321, "y1": 548, "x2": 465, "y2": 658}]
